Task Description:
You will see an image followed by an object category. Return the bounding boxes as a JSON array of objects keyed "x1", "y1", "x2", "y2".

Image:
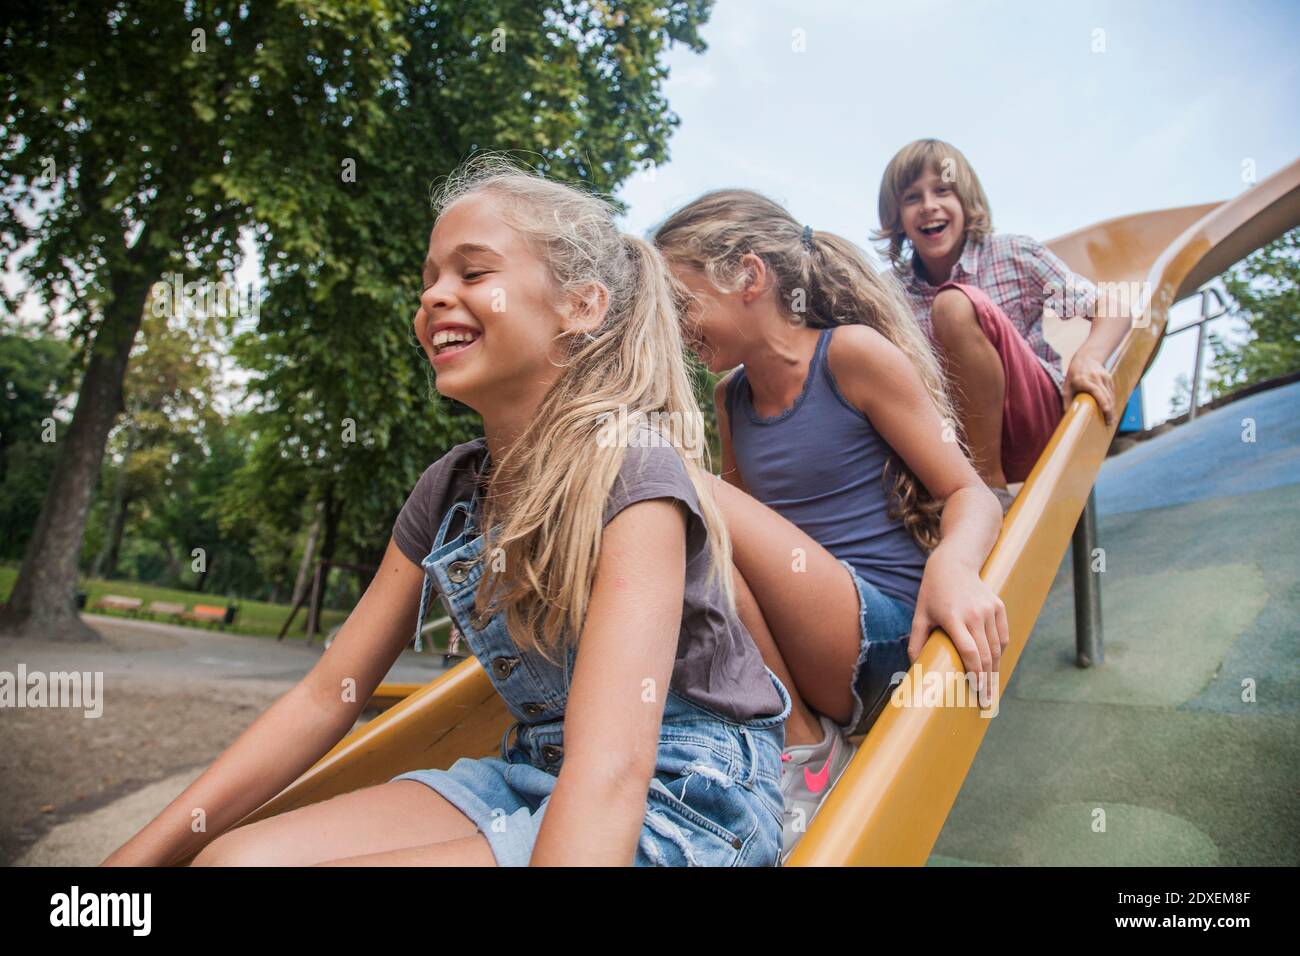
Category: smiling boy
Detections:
[{"x1": 875, "y1": 139, "x2": 1131, "y2": 500}]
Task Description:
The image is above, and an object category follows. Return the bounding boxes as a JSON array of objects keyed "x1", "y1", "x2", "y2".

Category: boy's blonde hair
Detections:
[
  {"x1": 431, "y1": 155, "x2": 735, "y2": 663},
  {"x1": 652, "y1": 189, "x2": 963, "y2": 551},
  {"x1": 874, "y1": 139, "x2": 993, "y2": 269}
]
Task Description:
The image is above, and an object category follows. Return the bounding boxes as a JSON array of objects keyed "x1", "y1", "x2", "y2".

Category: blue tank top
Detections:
[{"x1": 724, "y1": 325, "x2": 927, "y2": 609}]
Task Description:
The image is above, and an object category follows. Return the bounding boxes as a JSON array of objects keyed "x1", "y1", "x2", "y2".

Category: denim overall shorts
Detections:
[{"x1": 390, "y1": 492, "x2": 792, "y2": 866}]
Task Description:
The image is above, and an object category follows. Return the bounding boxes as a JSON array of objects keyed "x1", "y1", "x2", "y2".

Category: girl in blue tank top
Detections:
[{"x1": 655, "y1": 190, "x2": 1010, "y2": 858}]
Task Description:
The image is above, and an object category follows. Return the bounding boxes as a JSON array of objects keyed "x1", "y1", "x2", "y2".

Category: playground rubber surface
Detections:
[
  {"x1": 4, "y1": 382, "x2": 1296, "y2": 866},
  {"x1": 931, "y1": 382, "x2": 1300, "y2": 865}
]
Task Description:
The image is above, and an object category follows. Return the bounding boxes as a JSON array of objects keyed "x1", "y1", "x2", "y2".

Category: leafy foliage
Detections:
[
  {"x1": 0, "y1": 330, "x2": 74, "y2": 558},
  {"x1": 1209, "y1": 227, "x2": 1300, "y2": 395},
  {"x1": 1, "y1": 0, "x2": 715, "y2": 611}
]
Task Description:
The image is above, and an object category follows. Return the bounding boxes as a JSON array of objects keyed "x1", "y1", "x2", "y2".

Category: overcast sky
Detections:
[
  {"x1": 10, "y1": 2, "x2": 1296, "y2": 424},
  {"x1": 613, "y1": 0, "x2": 1300, "y2": 423}
]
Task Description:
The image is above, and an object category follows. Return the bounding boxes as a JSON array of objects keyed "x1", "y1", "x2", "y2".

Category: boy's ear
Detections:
[{"x1": 562, "y1": 280, "x2": 610, "y2": 335}]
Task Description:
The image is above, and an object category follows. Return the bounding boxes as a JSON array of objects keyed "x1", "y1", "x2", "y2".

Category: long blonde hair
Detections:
[
  {"x1": 432, "y1": 156, "x2": 736, "y2": 663},
  {"x1": 652, "y1": 189, "x2": 961, "y2": 550},
  {"x1": 873, "y1": 138, "x2": 993, "y2": 270}
]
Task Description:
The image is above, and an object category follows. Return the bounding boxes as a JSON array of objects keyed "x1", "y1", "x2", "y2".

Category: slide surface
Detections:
[{"x1": 218, "y1": 160, "x2": 1300, "y2": 866}]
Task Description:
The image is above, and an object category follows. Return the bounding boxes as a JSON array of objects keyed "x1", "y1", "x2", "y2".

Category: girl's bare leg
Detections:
[
  {"x1": 730, "y1": 558, "x2": 824, "y2": 745},
  {"x1": 190, "y1": 780, "x2": 488, "y2": 866},
  {"x1": 314, "y1": 835, "x2": 495, "y2": 866},
  {"x1": 709, "y1": 475, "x2": 864, "y2": 742}
]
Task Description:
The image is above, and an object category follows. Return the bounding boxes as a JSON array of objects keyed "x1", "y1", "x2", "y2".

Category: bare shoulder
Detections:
[
  {"x1": 712, "y1": 367, "x2": 743, "y2": 416},
  {"x1": 826, "y1": 323, "x2": 903, "y2": 376},
  {"x1": 826, "y1": 324, "x2": 918, "y2": 412},
  {"x1": 713, "y1": 366, "x2": 741, "y2": 394}
]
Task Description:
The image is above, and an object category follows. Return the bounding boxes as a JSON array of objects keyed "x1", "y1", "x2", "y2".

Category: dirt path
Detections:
[{"x1": 0, "y1": 614, "x2": 444, "y2": 866}]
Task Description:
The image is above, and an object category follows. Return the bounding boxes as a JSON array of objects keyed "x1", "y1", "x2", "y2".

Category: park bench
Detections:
[
  {"x1": 183, "y1": 604, "x2": 237, "y2": 629},
  {"x1": 146, "y1": 601, "x2": 187, "y2": 621},
  {"x1": 94, "y1": 595, "x2": 143, "y2": 614}
]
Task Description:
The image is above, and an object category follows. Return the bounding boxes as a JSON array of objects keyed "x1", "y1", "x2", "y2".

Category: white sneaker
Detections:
[{"x1": 779, "y1": 714, "x2": 857, "y2": 861}]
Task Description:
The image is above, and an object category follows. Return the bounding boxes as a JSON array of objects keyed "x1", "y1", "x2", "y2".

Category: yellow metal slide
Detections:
[{"x1": 226, "y1": 159, "x2": 1300, "y2": 866}]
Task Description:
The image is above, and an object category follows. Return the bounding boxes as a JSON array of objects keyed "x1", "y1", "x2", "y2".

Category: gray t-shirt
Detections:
[{"x1": 392, "y1": 436, "x2": 783, "y2": 722}]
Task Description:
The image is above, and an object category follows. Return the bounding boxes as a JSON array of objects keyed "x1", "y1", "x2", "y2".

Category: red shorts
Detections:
[{"x1": 935, "y1": 282, "x2": 1063, "y2": 483}]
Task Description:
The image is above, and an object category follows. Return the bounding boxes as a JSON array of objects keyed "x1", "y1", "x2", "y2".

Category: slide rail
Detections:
[
  {"x1": 211, "y1": 160, "x2": 1300, "y2": 868},
  {"x1": 787, "y1": 158, "x2": 1300, "y2": 865}
]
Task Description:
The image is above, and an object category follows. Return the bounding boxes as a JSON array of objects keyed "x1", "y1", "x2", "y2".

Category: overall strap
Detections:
[{"x1": 413, "y1": 492, "x2": 481, "y2": 652}]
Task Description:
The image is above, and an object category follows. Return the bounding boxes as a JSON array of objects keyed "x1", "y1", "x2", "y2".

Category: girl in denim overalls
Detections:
[
  {"x1": 379, "y1": 162, "x2": 791, "y2": 867},
  {"x1": 391, "y1": 461, "x2": 788, "y2": 867},
  {"x1": 164, "y1": 157, "x2": 790, "y2": 869}
]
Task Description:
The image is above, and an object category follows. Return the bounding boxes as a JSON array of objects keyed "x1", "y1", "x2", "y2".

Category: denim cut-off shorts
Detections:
[
  {"x1": 390, "y1": 670, "x2": 790, "y2": 867},
  {"x1": 836, "y1": 558, "x2": 916, "y2": 738}
]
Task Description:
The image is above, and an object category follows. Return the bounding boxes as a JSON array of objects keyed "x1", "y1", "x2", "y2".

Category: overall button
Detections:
[
  {"x1": 541, "y1": 744, "x2": 564, "y2": 764},
  {"x1": 491, "y1": 656, "x2": 521, "y2": 680},
  {"x1": 447, "y1": 561, "x2": 473, "y2": 583},
  {"x1": 522, "y1": 702, "x2": 546, "y2": 718}
]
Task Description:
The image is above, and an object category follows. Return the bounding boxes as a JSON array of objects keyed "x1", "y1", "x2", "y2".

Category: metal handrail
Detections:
[{"x1": 1163, "y1": 284, "x2": 1231, "y2": 420}]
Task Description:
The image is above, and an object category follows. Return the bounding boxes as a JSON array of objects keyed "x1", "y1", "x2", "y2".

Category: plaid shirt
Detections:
[{"x1": 897, "y1": 233, "x2": 1097, "y2": 390}]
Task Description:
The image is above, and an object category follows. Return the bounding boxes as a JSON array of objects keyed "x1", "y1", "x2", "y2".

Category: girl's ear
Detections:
[
  {"x1": 562, "y1": 280, "x2": 610, "y2": 336},
  {"x1": 738, "y1": 252, "x2": 773, "y2": 303}
]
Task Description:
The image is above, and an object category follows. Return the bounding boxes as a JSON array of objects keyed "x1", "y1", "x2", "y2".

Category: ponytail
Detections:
[{"x1": 653, "y1": 189, "x2": 964, "y2": 550}]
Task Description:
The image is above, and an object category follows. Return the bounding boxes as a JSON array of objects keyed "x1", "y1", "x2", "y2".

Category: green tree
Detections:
[
  {"x1": 0, "y1": 0, "x2": 407, "y2": 639},
  {"x1": 1168, "y1": 372, "x2": 1193, "y2": 419},
  {"x1": 0, "y1": 330, "x2": 75, "y2": 559},
  {"x1": 90, "y1": 297, "x2": 223, "y2": 580},
  {"x1": 2, "y1": 0, "x2": 714, "y2": 638},
  {"x1": 230, "y1": 0, "x2": 715, "y2": 624},
  {"x1": 1208, "y1": 227, "x2": 1300, "y2": 396}
]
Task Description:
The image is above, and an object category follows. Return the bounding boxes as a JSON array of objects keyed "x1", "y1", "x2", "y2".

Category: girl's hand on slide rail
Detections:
[{"x1": 908, "y1": 551, "x2": 1009, "y2": 710}]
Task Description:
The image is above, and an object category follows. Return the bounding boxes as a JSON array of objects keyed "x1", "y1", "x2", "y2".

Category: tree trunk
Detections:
[
  {"x1": 195, "y1": 555, "x2": 211, "y2": 593},
  {"x1": 161, "y1": 539, "x2": 183, "y2": 583},
  {"x1": 92, "y1": 420, "x2": 138, "y2": 579},
  {"x1": 0, "y1": 261, "x2": 158, "y2": 641},
  {"x1": 305, "y1": 484, "x2": 343, "y2": 641},
  {"x1": 101, "y1": 492, "x2": 133, "y2": 580},
  {"x1": 290, "y1": 502, "x2": 324, "y2": 609}
]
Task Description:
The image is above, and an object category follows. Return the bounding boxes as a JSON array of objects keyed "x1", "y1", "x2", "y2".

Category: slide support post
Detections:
[{"x1": 1071, "y1": 489, "x2": 1104, "y2": 668}]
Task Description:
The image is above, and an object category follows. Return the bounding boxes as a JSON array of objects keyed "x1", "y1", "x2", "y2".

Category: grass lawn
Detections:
[{"x1": 0, "y1": 565, "x2": 451, "y2": 649}]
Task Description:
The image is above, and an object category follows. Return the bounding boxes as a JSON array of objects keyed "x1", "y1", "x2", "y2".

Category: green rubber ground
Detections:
[{"x1": 928, "y1": 479, "x2": 1300, "y2": 866}]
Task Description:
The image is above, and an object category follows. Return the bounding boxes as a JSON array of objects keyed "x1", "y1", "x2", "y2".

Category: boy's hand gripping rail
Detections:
[{"x1": 787, "y1": 158, "x2": 1300, "y2": 866}]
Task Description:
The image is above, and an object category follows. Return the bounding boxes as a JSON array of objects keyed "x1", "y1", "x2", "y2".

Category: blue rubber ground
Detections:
[{"x1": 1097, "y1": 380, "x2": 1300, "y2": 515}]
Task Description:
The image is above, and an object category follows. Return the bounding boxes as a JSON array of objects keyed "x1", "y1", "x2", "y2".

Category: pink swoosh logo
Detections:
[{"x1": 804, "y1": 753, "x2": 833, "y2": 794}]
